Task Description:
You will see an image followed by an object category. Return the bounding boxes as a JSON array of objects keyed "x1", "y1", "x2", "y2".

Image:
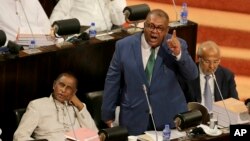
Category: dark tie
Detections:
[
  {"x1": 204, "y1": 75, "x2": 213, "y2": 111},
  {"x1": 145, "y1": 48, "x2": 155, "y2": 83}
]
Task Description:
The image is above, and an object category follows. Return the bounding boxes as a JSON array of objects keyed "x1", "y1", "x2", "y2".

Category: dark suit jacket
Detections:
[
  {"x1": 101, "y1": 32, "x2": 198, "y2": 135},
  {"x1": 179, "y1": 64, "x2": 239, "y2": 103}
]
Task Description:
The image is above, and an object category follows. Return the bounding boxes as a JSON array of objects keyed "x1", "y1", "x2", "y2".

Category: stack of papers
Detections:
[
  {"x1": 65, "y1": 128, "x2": 99, "y2": 141},
  {"x1": 137, "y1": 130, "x2": 186, "y2": 141},
  {"x1": 16, "y1": 34, "x2": 55, "y2": 47},
  {"x1": 212, "y1": 98, "x2": 250, "y2": 127}
]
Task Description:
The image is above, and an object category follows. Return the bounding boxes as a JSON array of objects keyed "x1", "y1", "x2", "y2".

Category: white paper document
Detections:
[{"x1": 138, "y1": 130, "x2": 186, "y2": 141}]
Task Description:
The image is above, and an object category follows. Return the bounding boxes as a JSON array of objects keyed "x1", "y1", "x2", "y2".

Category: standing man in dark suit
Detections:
[
  {"x1": 101, "y1": 9, "x2": 198, "y2": 135},
  {"x1": 179, "y1": 41, "x2": 238, "y2": 110}
]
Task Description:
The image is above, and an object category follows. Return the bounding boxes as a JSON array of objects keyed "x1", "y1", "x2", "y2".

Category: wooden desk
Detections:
[{"x1": 0, "y1": 21, "x2": 197, "y2": 140}]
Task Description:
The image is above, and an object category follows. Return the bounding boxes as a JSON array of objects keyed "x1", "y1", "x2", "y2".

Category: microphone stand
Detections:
[
  {"x1": 169, "y1": 0, "x2": 182, "y2": 27},
  {"x1": 211, "y1": 73, "x2": 232, "y2": 126},
  {"x1": 143, "y1": 85, "x2": 158, "y2": 141}
]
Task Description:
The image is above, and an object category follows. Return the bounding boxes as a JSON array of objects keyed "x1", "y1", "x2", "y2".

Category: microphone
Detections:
[
  {"x1": 142, "y1": 84, "x2": 158, "y2": 141},
  {"x1": 171, "y1": 0, "x2": 178, "y2": 22},
  {"x1": 64, "y1": 101, "x2": 78, "y2": 141},
  {"x1": 211, "y1": 73, "x2": 232, "y2": 126},
  {"x1": 245, "y1": 98, "x2": 250, "y2": 114},
  {"x1": 168, "y1": 0, "x2": 182, "y2": 27},
  {"x1": 18, "y1": 0, "x2": 35, "y2": 42},
  {"x1": 245, "y1": 98, "x2": 250, "y2": 106},
  {"x1": 0, "y1": 30, "x2": 7, "y2": 47}
]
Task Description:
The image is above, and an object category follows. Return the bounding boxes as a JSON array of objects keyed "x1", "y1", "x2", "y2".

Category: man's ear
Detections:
[
  {"x1": 74, "y1": 89, "x2": 78, "y2": 95},
  {"x1": 52, "y1": 81, "x2": 56, "y2": 89}
]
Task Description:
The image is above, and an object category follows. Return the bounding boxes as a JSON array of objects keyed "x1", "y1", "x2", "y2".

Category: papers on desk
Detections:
[
  {"x1": 65, "y1": 128, "x2": 99, "y2": 141},
  {"x1": 16, "y1": 34, "x2": 55, "y2": 47},
  {"x1": 22, "y1": 48, "x2": 42, "y2": 54},
  {"x1": 212, "y1": 98, "x2": 250, "y2": 127},
  {"x1": 137, "y1": 130, "x2": 186, "y2": 141}
]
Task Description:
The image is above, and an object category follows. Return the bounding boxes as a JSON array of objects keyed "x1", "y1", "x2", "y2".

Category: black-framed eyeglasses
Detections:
[{"x1": 144, "y1": 23, "x2": 166, "y2": 33}]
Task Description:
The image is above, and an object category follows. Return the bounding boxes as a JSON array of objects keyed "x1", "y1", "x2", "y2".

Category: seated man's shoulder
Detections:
[
  {"x1": 29, "y1": 97, "x2": 51, "y2": 106},
  {"x1": 217, "y1": 65, "x2": 235, "y2": 75}
]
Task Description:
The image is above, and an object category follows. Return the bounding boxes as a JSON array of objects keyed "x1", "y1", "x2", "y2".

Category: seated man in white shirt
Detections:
[
  {"x1": 13, "y1": 72, "x2": 98, "y2": 141},
  {"x1": 0, "y1": 0, "x2": 51, "y2": 43},
  {"x1": 49, "y1": 0, "x2": 127, "y2": 32}
]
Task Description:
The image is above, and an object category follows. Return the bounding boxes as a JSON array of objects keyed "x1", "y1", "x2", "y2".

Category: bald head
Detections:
[
  {"x1": 145, "y1": 9, "x2": 169, "y2": 26},
  {"x1": 197, "y1": 41, "x2": 221, "y2": 58}
]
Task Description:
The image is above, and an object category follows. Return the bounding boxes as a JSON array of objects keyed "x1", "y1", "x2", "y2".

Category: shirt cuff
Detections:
[{"x1": 173, "y1": 50, "x2": 182, "y2": 61}]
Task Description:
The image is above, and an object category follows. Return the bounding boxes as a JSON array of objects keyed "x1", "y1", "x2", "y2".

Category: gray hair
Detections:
[{"x1": 197, "y1": 40, "x2": 220, "y2": 58}]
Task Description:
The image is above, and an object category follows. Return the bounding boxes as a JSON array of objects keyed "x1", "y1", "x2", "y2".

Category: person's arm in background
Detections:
[
  {"x1": 49, "y1": 0, "x2": 72, "y2": 25},
  {"x1": 108, "y1": 0, "x2": 127, "y2": 27}
]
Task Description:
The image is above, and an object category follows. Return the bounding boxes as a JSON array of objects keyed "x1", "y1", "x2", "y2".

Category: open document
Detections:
[
  {"x1": 65, "y1": 128, "x2": 99, "y2": 141},
  {"x1": 16, "y1": 34, "x2": 55, "y2": 47},
  {"x1": 137, "y1": 130, "x2": 186, "y2": 141}
]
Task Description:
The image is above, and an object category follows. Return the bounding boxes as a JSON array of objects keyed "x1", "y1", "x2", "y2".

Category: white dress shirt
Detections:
[
  {"x1": 50, "y1": 0, "x2": 127, "y2": 32},
  {"x1": 0, "y1": 0, "x2": 51, "y2": 43},
  {"x1": 13, "y1": 95, "x2": 98, "y2": 141},
  {"x1": 141, "y1": 33, "x2": 160, "y2": 69}
]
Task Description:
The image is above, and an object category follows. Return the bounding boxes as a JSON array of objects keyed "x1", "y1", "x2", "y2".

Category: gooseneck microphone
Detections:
[
  {"x1": 171, "y1": 0, "x2": 178, "y2": 22},
  {"x1": 211, "y1": 73, "x2": 232, "y2": 126},
  {"x1": 0, "y1": 30, "x2": 7, "y2": 47},
  {"x1": 18, "y1": 0, "x2": 35, "y2": 41},
  {"x1": 64, "y1": 101, "x2": 78, "y2": 141},
  {"x1": 142, "y1": 85, "x2": 158, "y2": 141}
]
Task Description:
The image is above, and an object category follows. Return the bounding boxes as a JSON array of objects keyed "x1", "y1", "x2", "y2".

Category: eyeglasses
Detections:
[
  {"x1": 201, "y1": 58, "x2": 220, "y2": 65},
  {"x1": 144, "y1": 23, "x2": 166, "y2": 33}
]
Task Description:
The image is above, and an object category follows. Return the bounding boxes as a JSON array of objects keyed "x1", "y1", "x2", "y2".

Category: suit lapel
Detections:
[
  {"x1": 150, "y1": 48, "x2": 163, "y2": 84},
  {"x1": 132, "y1": 33, "x2": 149, "y2": 86}
]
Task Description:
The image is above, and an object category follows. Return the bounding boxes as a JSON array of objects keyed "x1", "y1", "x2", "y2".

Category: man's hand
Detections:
[
  {"x1": 69, "y1": 94, "x2": 84, "y2": 111},
  {"x1": 105, "y1": 120, "x2": 114, "y2": 128},
  {"x1": 166, "y1": 30, "x2": 181, "y2": 56}
]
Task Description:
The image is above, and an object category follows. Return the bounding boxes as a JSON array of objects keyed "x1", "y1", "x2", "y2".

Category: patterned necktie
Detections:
[
  {"x1": 145, "y1": 48, "x2": 155, "y2": 83},
  {"x1": 204, "y1": 75, "x2": 213, "y2": 111}
]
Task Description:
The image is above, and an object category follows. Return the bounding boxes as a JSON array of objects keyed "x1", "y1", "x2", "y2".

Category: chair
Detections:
[
  {"x1": 85, "y1": 91, "x2": 127, "y2": 141},
  {"x1": 13, "y1": 108, "x2": 26, "y2": 128},
  {"x1": 84, "y1": 91, "x2": 108, "y2": 129}
]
